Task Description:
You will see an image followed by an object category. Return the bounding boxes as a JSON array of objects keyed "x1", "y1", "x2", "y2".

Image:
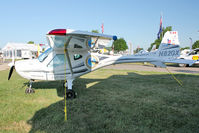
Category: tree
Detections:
[
  {"x1": 134, "y1": 48, "x2": 144, "y2": 53},
  {"x1": 91, "y1": 30, "x2": 99, "y2": 33},
  {"x1": 148, "y1": 26, "x2": 172, "y2": 51},
  {"x1": 27, "y1": 41, "x2": 34, "y2": 44},
  {"x1": 112, "y1": 38, "x2": 128, "y2": 52},
  {"x1": 192, "y1": 40, "x2": 199, "y2": 49},
  {"x1": 180, "y1": 47, "x2": 190, "y2": 51}
]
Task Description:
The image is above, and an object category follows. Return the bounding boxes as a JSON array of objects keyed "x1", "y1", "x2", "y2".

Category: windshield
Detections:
[{"x1": 38, "y1": 48, "x2": 52, "y2": 62}]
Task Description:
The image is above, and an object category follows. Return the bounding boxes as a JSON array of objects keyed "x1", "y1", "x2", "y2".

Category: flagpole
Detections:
[
  {"x1": 101, "y1": 22, "x2": 104, "y2": 34},
  {"x1": 189, "y1": 37, "x2": 192, "y2": 51},
  {"x1": 161, "y1": 12, "x2": 163, "y2": 39}
]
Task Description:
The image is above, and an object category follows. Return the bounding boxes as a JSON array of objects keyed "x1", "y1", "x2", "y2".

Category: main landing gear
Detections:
[
  {"x1": 63, "y1": 79, "x2": 77, "y2": 99},
  {"x1": 24, "y1": 79, "x2": 77, "y2": 99},
  {"x1": 65, "y1": 90, "x2": 76, "y2": 99},
  {"x1": 25, "y1": 80, "x2": 35, "y2": 94}
]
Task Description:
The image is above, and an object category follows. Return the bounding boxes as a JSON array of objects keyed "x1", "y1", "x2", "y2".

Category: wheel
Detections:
[
  {"x1": 179, "y1": 58, "x2": 189, "y2": 67},
  {"x1": 25, "y1": 87, "x2": 35, "y2": 94},
  {"x1": 65, "y1": 90, "x2": 76, "y2": 99},
  {"x1": 179, "y1": 64, "x2": 188, "y2": 67}
]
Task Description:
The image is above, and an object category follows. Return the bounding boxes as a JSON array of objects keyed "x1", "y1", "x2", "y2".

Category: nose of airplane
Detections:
[
  {"x1": 14, "y1": 60, "x2": 31, "y2": 79},
  {"x1": 8, "y1": 60, "x2": 24, "y2": 80},
  {"x1": 14, "y1": 60, "x2": 24, "y2": 77},
  {"x1": 15, "y1": 60, "x2": 23, "y2": 72},
  {"x1": 15, "y1": 60, "x2": 33, "y2": 72},
  {"x1": 14, "y1": 59, "x2": 42, "y2": 80}
]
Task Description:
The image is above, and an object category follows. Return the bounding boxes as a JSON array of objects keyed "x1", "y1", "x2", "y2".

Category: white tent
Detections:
[
  {"x1": 2, "y1": 42, "x2": 39, "y2": 59},
  {"x1": 0, "y1": 49, "x2": 3, "y2": 58}
]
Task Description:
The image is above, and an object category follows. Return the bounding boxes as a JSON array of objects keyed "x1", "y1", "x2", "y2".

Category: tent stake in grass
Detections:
[{"x1": 166, "y1": 67, "x2": 183, "y2": 87}]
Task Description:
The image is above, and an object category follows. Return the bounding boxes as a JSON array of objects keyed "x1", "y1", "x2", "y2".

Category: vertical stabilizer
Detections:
[
  {"x1": 161, "y1": 31, "x2": 179, "y2": 45},
  {"x1": 158, "y1": 31, "x2": 180, "y2": 58}
]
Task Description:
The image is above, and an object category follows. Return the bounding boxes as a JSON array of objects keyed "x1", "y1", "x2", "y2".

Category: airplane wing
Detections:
[
  {"x1": 66, "y1": 30, "x2": 117, "y2": 40},
  {"x1": 47, "y1": 29, "x2": 117, "y2": 50},
  {"x1": 48, "y1": 29, "x2": 117, "y2": 40}
]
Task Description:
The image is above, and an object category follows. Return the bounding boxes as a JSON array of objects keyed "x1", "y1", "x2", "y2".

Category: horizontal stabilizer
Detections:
[
  {"x1": 163, "y1": 59, "x2": 196, "y2": 66},
  {"x1": 150, "y1": 61, "x2": 166, "y2": 68}
]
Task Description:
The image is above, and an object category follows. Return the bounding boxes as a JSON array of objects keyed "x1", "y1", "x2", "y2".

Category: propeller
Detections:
[
  {"x1": 8, "y1": 51, "x2": 15, "y2": 80},
  {"x1": 8, "y1": 66, "x2": 15, "y2": 80}
]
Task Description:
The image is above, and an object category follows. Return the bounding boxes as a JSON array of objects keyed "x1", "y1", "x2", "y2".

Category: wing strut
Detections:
[
  {"x1": 64, "y1": 36, "x2": 73, "y2": 76},
  {"x1": 93, "y1": 37, "x2": 99, "y2": 48},
  {"x1": 94, "y1": 37, "x2": 99, "y2": 45}
]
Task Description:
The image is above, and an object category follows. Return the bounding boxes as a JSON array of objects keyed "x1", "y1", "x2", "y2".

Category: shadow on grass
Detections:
[
  {"x1": 30, "y1": 78, "x2": 102, "y2": 97},
  {"x1": 28, "y1": 72, "x2": 199, "y2": 133}
]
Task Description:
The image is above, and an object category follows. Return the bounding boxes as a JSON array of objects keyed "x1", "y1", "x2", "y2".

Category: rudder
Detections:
[{"x1": 158, "y1": 31, "x2": 180, "y2": 58}]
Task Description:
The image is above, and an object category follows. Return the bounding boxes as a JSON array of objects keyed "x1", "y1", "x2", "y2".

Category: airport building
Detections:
[{"x1": 2, "y1": 42, "x2": 43, "y2": 59}]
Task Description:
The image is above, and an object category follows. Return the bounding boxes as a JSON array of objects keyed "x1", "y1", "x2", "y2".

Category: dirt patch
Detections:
[
  {"x1": 0, "y1": 63, "x2": 10, "y2": 71},
  {"x1": 0, "y1": 121, "x2": 31, "y2": 132}
]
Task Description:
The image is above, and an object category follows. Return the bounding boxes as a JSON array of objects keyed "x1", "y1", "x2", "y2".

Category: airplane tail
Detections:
[
  {"x1": 150, "y1": 31, "x2": 195, "y2": 67},
  {"x1": 161, "y1": 31, "x2": 179, "y2": 45},
  {"x1": 157, "y1": 31, "x2": 180, "y2": 58}
]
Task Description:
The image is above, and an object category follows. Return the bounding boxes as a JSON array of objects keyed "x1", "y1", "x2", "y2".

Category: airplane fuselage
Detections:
[{"x1": 15, "y1": 49, "x2": 179, "y2": 81}]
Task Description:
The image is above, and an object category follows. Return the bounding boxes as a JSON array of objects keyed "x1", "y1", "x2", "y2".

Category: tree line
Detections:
[{"x1": 91, "y1": 29, "x2": 128, "y2": 52}]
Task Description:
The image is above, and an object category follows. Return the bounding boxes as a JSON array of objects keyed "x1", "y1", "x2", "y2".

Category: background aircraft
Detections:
[
  {"x1": 8, "y1": 29, "x2": 195, "y2": 99},
  {"x1": 179, "y1": 48, "x2": 199, "y2": 67}
]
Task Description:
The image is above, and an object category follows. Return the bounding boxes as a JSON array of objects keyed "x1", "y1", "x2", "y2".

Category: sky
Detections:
[{"x1": 0, "y1": 0, "x2": 199, "y2": 50}]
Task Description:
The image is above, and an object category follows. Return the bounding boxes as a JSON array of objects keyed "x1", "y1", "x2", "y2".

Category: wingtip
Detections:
[{"x1": 113, "y1": 36, "x2": 117, "y2": 41}]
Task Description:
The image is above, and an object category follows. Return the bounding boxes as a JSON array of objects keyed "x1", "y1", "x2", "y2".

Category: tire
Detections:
[
  {"x1": 66, "y1": 90, "x2": 76, "y2": 99},
  {"x1": 179, "y1": 63, "x2": 186, "y2": 67},
  {"x1": 179, "y1": 58, "x2": 189, "y2": 67},
  {"x1": 25, "y1": 87, "x2": 35, "y2": 94},
  {"x1": 179, "y1": 64, "x2": 189, "y2": 67}
]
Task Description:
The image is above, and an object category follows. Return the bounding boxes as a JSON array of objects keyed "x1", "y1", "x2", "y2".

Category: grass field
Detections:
[{"x1": 0, "y1": 69, "x2": 199, "y2": 133}]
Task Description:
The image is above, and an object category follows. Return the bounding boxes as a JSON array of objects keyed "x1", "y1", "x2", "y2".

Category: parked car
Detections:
[{"x1": 178, "y1": 48, "x2": 199, "y2": 67}]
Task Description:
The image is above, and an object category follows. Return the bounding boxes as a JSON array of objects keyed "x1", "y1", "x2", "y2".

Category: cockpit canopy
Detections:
[{"x1": 38, "y1": 48, "x2": 52, "y2": 62}]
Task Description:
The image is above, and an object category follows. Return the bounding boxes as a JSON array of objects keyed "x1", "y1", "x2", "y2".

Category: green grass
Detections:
[{"x1": 0, "y1": 69, "x2": 199, "y2": 133}]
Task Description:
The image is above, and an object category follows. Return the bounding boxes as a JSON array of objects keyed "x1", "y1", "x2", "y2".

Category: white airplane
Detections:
[
  {"x1": 179, "y1": 48, "x2": 199, "y2": 67},
  {"x1": 8, "y1": 29, "x2": 195, "y2": 99}
]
